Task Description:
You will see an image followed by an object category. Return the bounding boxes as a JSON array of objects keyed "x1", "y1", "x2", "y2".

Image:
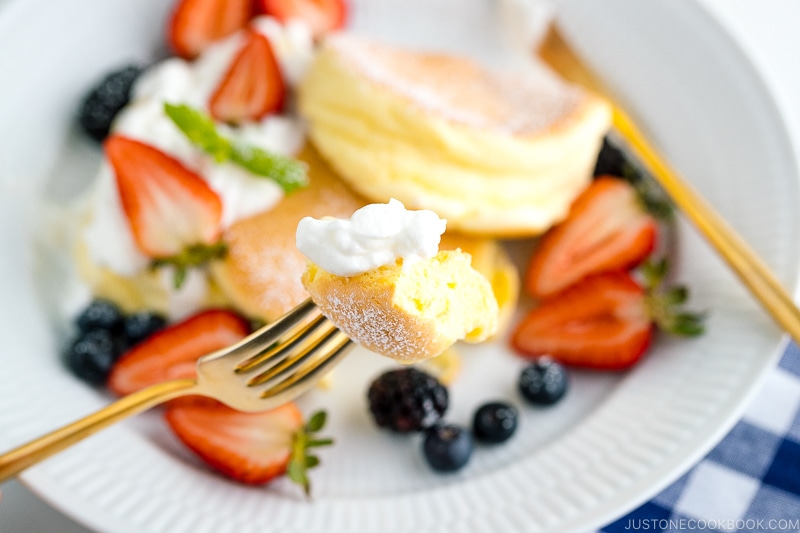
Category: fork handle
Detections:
[
  {"x1": 612, "y1": 107, "x2": 800, "y2": 342},
  {"x1": 0, "y1": 378, "x2": 198, "y2": 483},
  {"x1": 540, "y1": 26, "x2": 800, "y2": 342}
]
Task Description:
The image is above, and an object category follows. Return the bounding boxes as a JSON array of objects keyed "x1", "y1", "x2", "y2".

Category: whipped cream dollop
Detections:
[
  {"x1": 77, "y1": 17, "x2": 315, "y2": 318},
  {"x1": 296, "y1": 199, "x2": 447, "y2": 277},
  {"x1": 82, "y1": 17, "x2": 313, "y2": 276}
]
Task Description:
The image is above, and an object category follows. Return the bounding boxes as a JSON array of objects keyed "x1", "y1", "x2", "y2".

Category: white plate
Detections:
[{"x1": 0, "y1": 0, "x2": 799, "y2": 532}]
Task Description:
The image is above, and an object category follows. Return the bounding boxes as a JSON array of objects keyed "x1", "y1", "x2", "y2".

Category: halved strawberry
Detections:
[
  {"x1": 104, "y1": 135, "x2": 224, "y2": 259},
  {"x1": 512, "y1": 265, "x2": 704, "y2": 370},
  {"x1": 256, "y1": 0, "x2": 347, "y2": 36},
  {"x1": 107, "y1": 309, "x2": 250, "y2": 396},
  {"x1": 526, "y1": 176, "x2": 658, "y2": 298},
  {"x1": 166, "y1": 401, "x2": 333, "y2": 490},
  {"x1": 208, "y1": 29, "x2": 285, "y2": 123},
  {"x1": 167, "y1": 0, "x2": 253, "y2": 59},
  {"x1": 513, "y1": 272, "x2": 652, "y2": 370}
]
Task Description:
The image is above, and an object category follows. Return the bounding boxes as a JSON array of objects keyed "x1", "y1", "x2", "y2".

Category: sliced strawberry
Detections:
[
  {"x1": 107, "y1": 309, "x2": 250, "y2": 396},
  {"x1": 104, "y1": 135, "x2": 223, "y2": 258},
  {"x1": 256, "y1": 0, "x2": 347, "y2": 36},
  {"x1": 166, "y1": 402, "x2": 333, "y2": 489},
  {"x1": 166, "y1": 400, "x2": 302, "y2": 485},
  {"x1": 208, "y1": 29, "x2": 285, "y2": 123},
  {"x1": 512, "y1": 272, "x2": 652, "y2": 370},
  {"x1": 526, "y1": 176, "x2": 658, "y2": 298},
  {"x1": 167, "y1": 0, "x2": 253, "y2": 59}
]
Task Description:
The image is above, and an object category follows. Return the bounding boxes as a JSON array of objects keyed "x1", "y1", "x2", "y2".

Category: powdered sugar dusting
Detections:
[
  {"x1": 219, "y1": 147, "x2": 366, "y2": 320},
  {"x1": 239, "y1": 243, "x2": 308, "y2": 317},
  {"x1": 326, "y1": 35, "x2": 585, "y2": 136},
  {"x1": 317, "y1": 287, "x2": 433, "y2": 362}
]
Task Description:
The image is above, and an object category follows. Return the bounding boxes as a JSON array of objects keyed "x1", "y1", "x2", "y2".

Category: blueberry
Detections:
[
  {"x1": 472, "y1": 401, "x2": 518, "y2": 444},
  {"x1": 518, "y1": 357, "x2": 568, "y2": 406},
  {"x1": 422, "y1": 424, "x2": 473, "y2": 473},
  {"x1": 76, "y1": 299, "x2": 124, "y2": 334},
  {"x1": 64, "y1": 329, "x2": 124, "y2": 385},
  {"x1": 79, "y1": 64, "x2": 143, "y2": 142},
  {"x1": 124, "y1": 311, "x2": 167, "y2": 347}
]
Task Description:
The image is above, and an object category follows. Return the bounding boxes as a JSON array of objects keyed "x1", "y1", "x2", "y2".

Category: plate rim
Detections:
[{"x1": 1, "y1": 0, "x2": 799, "y2": 531}]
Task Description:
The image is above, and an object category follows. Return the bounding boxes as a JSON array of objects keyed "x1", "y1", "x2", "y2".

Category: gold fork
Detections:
[
  {"x1": 538, "y1": 22, "x2": 800, "y2": 343},
  {"x1": 0, "y1": 299, "x2": 353, "y2": 483}
]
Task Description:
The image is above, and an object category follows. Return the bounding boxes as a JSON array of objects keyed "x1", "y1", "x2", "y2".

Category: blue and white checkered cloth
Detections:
[{"x1": 598, "y1": 343, "x2": 800, "y2": 532}]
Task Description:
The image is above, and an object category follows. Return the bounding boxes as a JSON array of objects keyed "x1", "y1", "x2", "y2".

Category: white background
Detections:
[{"x1": 1, "y1": 0, "x2": 799, "y2": 531}]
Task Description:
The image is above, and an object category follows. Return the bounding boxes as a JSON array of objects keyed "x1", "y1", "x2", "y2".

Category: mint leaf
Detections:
[
  {"x1": 164, "y1": 103, "x2": 232, "y2": 162},
  {"x1": 163, "y1": 103, "x2": 308, "y2": 193},
  {"x1": 230, "y1": 142, "x2": 308, "y2": 194}
]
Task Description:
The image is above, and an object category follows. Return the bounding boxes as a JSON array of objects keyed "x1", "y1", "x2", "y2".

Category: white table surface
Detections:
[{"x1": 1, "y1": 0, "x2": 799, "y2": 531}]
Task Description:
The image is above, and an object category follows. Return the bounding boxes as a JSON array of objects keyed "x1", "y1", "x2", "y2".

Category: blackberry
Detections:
[
  {"x1": 123, "y1": 311, "x2": 167, "y2": 347},
  {"x1": 593, "y1": 137, "x2": 631, "y2": 178},
  {"x1": 472, "y1": 401, "x2": 518, "y2": 444},
  {"x1": 518, "y1": 357, "x2": 568, "y2": 406},
  {"x1": 76, "y1": 299, "x2": 124, "y2": 334},
  {"x1": 367, "y1": 368, "x2": 448, "y2": 432},
  {"x1": 64, "y1": 329, "x2": 124, "y2": 385},
  {"x1": 423, "y1": 424, "x2": 473, "y2": 473},
  {"x1": 79, "y1": 64, "x2": 143, "y2": 142},
  {"x1": 593, "y1": 137, "x2": 673, "y2": 219}
]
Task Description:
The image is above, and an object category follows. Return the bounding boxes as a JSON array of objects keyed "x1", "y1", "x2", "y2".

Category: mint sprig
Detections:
[{"x1": 164, "y1": 103, "x2": 308, "y2": 193}]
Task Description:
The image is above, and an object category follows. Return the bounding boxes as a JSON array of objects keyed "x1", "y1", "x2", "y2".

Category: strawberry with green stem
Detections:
[
  {"x1": 166, "y1": 401, "x2": 334, "y2": 492},
  {"x1": 104, "y1": 135, "x2": 227, "y2": 288},
  {"x1": 525, "y1": 176, "x2": 659, "y2": 299},
  {"x1": 287, "y1": 410, "x2": 335, "y2": 496},
  {"x1": 512, "y1": 263, "x2": 704, "y2": 370}
]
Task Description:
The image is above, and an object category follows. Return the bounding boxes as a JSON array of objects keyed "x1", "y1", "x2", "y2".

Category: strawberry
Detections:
[
  {"x1": 526, "y1": 176, "x2": 658, "y2": 298},
  {"x1": 165, "y1": 401, "x2": 333, "y2": 491},
  {"x1": 167, "y1": 0, "x2": 253, "y2": 59},
  {"x1": 208, "y1": 29, "x2": 285, "y2": 123},
  {"x1": 513, "y1": 272, "x2": 651, "y2": 369},
  {"x1": 104, "y1": 135, "x2": 224, "y2": 260},
  {"x1": 511, "y1": 266, "x2": 704, "y2": 370},
  {"x1": 107, "y1": 309, "x2": 250, "y2": 396},
  {"x1": 256, "y1": 0, "x2": 347, "y2": 36}
]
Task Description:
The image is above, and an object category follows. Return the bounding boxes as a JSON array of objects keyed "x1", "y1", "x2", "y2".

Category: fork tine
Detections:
[
  {"x1": 0, "y1": 301, "x2": 355, "y2": 479},
  {"x1": 235, "y1": 312, "x2": 327, "y2": 374},
  {"x1": 246, "y1": 318, "x2": 340, "y2": 386},
  {"x1": 260, "y1": 332, "x2": 354, "y2": 402},
  {"x1": 232, "y1": 299, "x2": 322, "y2": 372}
]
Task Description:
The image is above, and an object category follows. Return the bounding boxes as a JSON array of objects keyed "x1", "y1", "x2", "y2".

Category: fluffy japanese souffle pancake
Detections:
[
  {"x1": 298, "y1": 35, "x2": 612, "y2": 236},
  {"x1": 209, "y1": 144, "x2": 365, "y2": 322},
  {"x1": 212, "y1": 146, "x2": 519, "y2": 325},
  {"x1": 298, "y1": 200, "x2": 500, "y2": 363}
]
